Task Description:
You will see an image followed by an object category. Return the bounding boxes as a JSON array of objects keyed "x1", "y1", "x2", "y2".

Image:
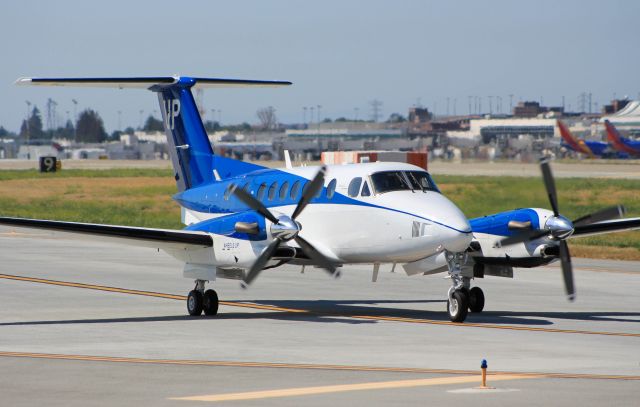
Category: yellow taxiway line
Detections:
[
  {"x1": 171, "y1": 374, "x2": 527, "y2": 402},
  {"x1": 1, "y1": 351, "x2": 639, "y2": 381},
  {"x1": 1, "y1": 273, "x2": 639, "y2": 337}
]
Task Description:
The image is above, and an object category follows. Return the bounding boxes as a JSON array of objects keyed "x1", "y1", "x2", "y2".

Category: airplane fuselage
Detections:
[{"x1": 174, "y1": 161, "x2": 472, "y2": 266}]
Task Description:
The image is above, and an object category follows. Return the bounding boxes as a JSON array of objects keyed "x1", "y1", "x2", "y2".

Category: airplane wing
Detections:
[
  {"x1": 0, "y1": 217, "x2": 212, "y2": 249},
  {"x1": 571, "y1": 217, "x2": 640, "y2": 238}
]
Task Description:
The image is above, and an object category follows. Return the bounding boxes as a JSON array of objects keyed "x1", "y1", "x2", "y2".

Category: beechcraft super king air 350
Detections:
[{"x1": 3, "y1": 76, "x2": 640, "y2": 323}]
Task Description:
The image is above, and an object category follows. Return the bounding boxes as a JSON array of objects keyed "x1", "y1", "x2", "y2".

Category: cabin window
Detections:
[
  {"x1": 279, "y1": 181, "x2": 289, "y2": 200},
  {"x1": 326, "y1": 179, "x2": 337, "y2": 199},
  {"x1": 290, "y1": 180, "x2": 301, "y2": 200},
  {"x1": 370, "y1": 171, "x2": 411, "y2": 194},
  {"x1": 361, "y1": 181, "x2": 371, "y2": 197},
  {"x1": 257, "y1": 183, "x2": 267, "y2": 200},
  {"x1": 268, "y1": 182, "x2": 278, "y2": 201},
  {"x1": 348, "y1": 177, "x2": 362, "y2": 197}
]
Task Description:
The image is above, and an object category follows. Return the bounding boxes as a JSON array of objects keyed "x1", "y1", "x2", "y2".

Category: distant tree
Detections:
[
  {"x1": 204, "y1": 120, "x2": 221, "y2": 132},
  {"x1": 257, "y1": 106, "x2": 277, "y2": 130},
  {"x1": 0, "y1": 126, "x2": 11, "y2": 137},
  {"x1": 123, "y1": 126, "x2": 135, "y2": 135},
  {"x1": 19, "y1": 106, "x2": 44, "y2": 140},
  {"x1": 334, "y1": 117, "x2": 348, "y2": 122},
  {"x1": 387, "y1": 113, "x2": 407, "y2": 123},
  {"x1": 75, "y1": 109, "x2": 107, "y2": 143},
  {"x1": 143, "y1": 115, "x2": 164, "y2": 132},
  {"x1": 322, "y1": 118, "x2": 332, "y2": 123},
  {"x1": 55, "y1": 119, "x2": 75, "y2": 140},
  {"x1": 110, "y1": 130, "x2": 123, "y2": 140}
]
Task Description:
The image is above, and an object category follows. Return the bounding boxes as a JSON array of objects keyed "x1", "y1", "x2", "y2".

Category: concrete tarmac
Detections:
[{"x1": 0, "y1": 233, "x2": 638, "y2": 406}]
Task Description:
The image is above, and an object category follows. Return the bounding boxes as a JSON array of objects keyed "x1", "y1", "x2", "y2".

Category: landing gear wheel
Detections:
[
  {"x1": 447, "y1": 290, "x2": 469, "y2": 323},
  {"x1": 203, "y1": 289, "x2": 219, "y2": 316},
  {"x1": 187, "y1": 290, "x2": 203, "y2": 316},
  {"x1": 468, "y1": 287, "x2": 485, "y2": 313}
]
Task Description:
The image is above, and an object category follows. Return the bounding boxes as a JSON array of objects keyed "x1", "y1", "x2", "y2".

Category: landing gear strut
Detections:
[
  {"x1": 445, "y1": 251, "x2": 484, "y2": 322},
  {"x1": 187, "y1": 280, "x2": 219, "y2": 316}
]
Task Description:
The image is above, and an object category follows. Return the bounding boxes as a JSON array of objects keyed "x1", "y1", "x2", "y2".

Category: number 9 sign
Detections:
[{"x1": 39, "y1": 156, "x2": 57, "y2": 173}]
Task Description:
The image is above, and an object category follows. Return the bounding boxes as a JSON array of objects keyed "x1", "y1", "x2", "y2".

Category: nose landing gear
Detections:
[
  {"x1": 187, "y1": 279, "x2": 219, "y2": 316},
  {"x1": 446, "y1": 252, "x2": 484, "y2": 322}
]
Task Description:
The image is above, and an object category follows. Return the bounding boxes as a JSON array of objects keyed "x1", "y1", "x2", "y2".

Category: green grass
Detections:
[
  {"x1": 0, "y1": 170, "x2": 638, "y2": 252},
  {"x1": 0, "y1": 168, "x2": 173, "y2": 181}
]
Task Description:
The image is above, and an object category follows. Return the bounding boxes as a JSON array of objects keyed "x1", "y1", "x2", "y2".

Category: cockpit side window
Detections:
[
  {"x1": 370, "y1": 171, "x2": 411, "y2": 194},
  {"x1": 361, "y1": 181, "x2": 371, "y2": 197},
  {"x1": 348, "y1": 177, "x2": 362, "y2": 197}
]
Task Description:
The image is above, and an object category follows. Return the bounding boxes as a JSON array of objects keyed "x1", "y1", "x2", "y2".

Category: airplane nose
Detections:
[{"x1": 423, "y1": 193, "x2": 472, "y2": 252}]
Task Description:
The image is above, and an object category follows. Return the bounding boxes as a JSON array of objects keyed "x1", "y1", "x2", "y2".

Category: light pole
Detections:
[
  {"x1": 354, "y1": 107, "x2": 359, "y2": 121},
  {"x1": 25, "y1": 100, "x2": 31, "y2": 143},
  {"x1": 303, "y1": 106, "x2": 307, "y2": 125},
  {"x1": 139, "y1": 110, "x2": 144, "y2": 129},
  {"x1": 118, "y1": 110, "x2": 122, "y2": 131}
]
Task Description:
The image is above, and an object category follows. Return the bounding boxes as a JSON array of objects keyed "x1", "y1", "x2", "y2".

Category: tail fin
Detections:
[
  {"x1": 604, "y1": 120, "x2": 638, "y2": 155},
  {"x1": 557, "y1": 119, "x2": 594, "y2": 157},
  {"x1": 16, "y1": 76, "x2": 291, "y2": 190}
]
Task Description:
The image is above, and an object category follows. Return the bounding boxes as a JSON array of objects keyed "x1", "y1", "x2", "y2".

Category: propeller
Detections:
[
  {"x1": 500, "y1": 157, "x2": 625, "y2": 301},
  {"x1": 232, "y1": 166, "x2": 339, "y2": 288}
]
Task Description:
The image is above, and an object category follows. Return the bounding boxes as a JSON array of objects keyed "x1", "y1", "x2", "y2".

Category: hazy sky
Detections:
[{"x1": 2, "y1": 0, "x2": 639, "y2": 132}]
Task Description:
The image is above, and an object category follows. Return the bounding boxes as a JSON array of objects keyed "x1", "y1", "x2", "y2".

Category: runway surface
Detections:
[{"x1": 0, "y1": 233, "x2": 638, "y2": 406}]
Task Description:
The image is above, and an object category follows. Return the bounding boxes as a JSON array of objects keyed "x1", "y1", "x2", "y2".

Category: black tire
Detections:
[
  {"x1": 468, "y1": 287, "x2": 485, "y2": 313},
  {"x1": 203, "y1": 289, "x2": 219, "y2": 316},
  {"x1": 187, "y1": 290, "x2": 203, "y2": 316},
  {"x1": 447, "y1": 290, "x2": 469, "y2": 323}
]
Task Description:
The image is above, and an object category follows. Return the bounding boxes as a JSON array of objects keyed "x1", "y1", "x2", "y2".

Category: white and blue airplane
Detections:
[{"x1": 2, "y1": 76, "x2": 639, "y2": 323}]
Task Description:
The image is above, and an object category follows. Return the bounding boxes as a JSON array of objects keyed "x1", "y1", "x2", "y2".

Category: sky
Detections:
[{"x1": 2, "y1": 0, "x2": 639, "y2": 133}]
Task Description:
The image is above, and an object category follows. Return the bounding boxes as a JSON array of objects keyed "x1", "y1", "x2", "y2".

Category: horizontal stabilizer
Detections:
[
  {"x1": 0, "y1": 217, "x2": 212, "y2": 248},
  {"x1": 15, "y1": 76, "x2": 292, "y2": 89}
]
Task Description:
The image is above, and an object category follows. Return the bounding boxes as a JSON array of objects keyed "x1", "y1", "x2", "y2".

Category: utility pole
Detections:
[
  {"x1": 139, "y1": 110, "x2": 144, "y2": 129},
  {"x1": 453, "y1": 98, "x2": 457, "y2": 116},
  {"x1": 303, "y1": 106, "x2": 307, "y2": 124},
  {"x1": 509, "y1": 94, "x2": 514, "y2": 114},
  {"x1": 488, "y1": 96, "x2": 493, "y2": 114},
  {"x1": 468, "y1": 96, "x2": 472, "y2": 115},
  {"x1": 354, "y1": 107, "x2": 359, "y2": 121},
  {"x1": 118, "y1": 110, "x2": 122, "y2": 130},
  {"x1": 446, "y1": 97, "x2": 450, "y2": 116}
]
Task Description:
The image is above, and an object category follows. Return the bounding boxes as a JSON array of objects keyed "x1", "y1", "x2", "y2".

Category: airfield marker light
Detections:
[{"x1": 481, "y1": 359, "x2": 488, "y2": 388}]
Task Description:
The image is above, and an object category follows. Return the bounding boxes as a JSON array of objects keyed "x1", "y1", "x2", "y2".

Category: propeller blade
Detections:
[
  {"x1": 572, "y1": 205, "x2": 626, "y2": 227},
  {"x1": 573, "y1": 217, "x2": 640, "y2": 237},
  {"x1": 294, "y1": 235, "x2": 339, "y2": 277},
  {"x1": 291, "y1": 166, "x2": 326, "y2": 220},
  {"x1": 540, "y1": 157, "x2": 560, "y2": 217},
  {"x1": 232, "y1": 185, "x2": 280, "y2": 224},
  {"x1": 241, "y1": 239, "x2": 281, "y2": 288},
  {"x1": 559, "y1": 240, "x2": 575, "y2": 301}
]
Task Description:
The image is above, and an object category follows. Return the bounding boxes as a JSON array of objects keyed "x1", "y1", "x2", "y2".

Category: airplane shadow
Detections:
[{"x1": 1, "y1": 299, "x2": 638, "y2": 327}]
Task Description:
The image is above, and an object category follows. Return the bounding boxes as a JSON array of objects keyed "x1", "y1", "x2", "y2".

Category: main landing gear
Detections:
[
  {"x1": 187, "y1": 279, "x2": 219, "y2": 316},
  {"x1": 446, "y1": 252, "x2": 485, "y2": 323}
]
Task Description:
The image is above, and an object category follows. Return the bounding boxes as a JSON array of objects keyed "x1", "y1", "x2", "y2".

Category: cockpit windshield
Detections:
[{"x1": 370, "y1": 171, "x2": 439, "y2": 194}]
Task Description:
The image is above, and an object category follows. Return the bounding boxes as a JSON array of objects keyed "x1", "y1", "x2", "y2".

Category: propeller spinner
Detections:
[{"x1": 231, "y1": 166, "x2": 339, "y2": 288}]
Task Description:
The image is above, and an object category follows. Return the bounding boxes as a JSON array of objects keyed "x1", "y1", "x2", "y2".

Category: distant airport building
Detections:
[{"x1": 450, "y1": 118, "x2": 557, "y2": 144}]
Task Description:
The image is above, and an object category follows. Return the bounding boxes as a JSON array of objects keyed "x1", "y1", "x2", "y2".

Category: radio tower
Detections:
[{"x1": 369, "y1": 99, "x2": 383, "y2": 122}]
